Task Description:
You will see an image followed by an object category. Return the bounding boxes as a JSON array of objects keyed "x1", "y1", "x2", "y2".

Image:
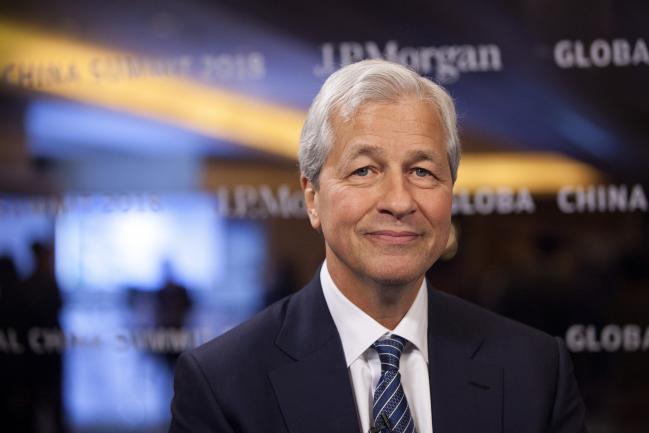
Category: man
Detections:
[{"x1": 169, "y1": 59, "x2": 587, "y2": 433}]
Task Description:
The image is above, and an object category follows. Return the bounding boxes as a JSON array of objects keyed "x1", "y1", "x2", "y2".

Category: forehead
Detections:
[{"x1": 330, "y1": 98, "x2": 444, "y2": 158}]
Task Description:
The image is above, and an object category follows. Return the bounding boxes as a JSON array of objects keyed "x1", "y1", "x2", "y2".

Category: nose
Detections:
[{"x1": 377, "y1": 171, "x2": 416, "y2": 219}]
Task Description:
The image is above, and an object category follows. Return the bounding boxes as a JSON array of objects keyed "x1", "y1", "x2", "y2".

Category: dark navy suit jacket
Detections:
[{"x1": 169, "y1": 272, "x2": 587, "y2": 433}]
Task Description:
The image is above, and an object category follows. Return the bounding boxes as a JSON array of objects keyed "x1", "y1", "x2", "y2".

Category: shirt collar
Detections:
[{"x1": 320, "y1": 260, "x2": 429, "y2": 367}]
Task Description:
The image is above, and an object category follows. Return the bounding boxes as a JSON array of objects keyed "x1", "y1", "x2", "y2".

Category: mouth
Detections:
[{"x1": 365, "y1": 230, "x2": 421, "y2": 245}]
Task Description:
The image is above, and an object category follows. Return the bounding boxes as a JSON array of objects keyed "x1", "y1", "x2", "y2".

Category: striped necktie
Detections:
[{"x1": 370, "y1": 335, "x2": 417, "y2": 433}]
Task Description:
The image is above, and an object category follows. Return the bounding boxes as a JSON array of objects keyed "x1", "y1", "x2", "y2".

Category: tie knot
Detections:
[{"x1": 372, "y1": 334, "x2": 406, "y2": 372}]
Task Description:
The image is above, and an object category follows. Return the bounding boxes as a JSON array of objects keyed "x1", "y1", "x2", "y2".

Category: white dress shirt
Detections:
[{"x1": 320, "y1": 261, "x2": 433, "y2": 433}]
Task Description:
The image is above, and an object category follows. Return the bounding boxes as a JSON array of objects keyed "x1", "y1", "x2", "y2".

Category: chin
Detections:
[
  {"x1": 372, "y1": 276, "x2": 418, "y2": 288},
  {"x1": 364, "y1": 262, "x2": 425, "y2": 287}
]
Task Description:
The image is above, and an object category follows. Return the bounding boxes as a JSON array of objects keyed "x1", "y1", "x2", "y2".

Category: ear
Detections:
[{"x1": 301, "y1": 175, "x2": 321, "y2": 230}]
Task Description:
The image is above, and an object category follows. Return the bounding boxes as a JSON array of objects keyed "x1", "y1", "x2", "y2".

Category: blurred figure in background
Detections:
[
  {"x1": 23, "y1": 242, "x2": 66, "y2": 433},
  {"x1": 0, "y1": 243, "x2": 66, "y2": 433},
  {"x1": 155, "y1": 261, "x2": 193, "y2": 369},
  {"x1": 0, "y1": 254, "x2": 31, "y2": 432}
]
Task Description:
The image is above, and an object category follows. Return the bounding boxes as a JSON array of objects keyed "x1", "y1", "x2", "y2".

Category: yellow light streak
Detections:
[
  {"x1": 0, "y1": 19, "x2": 305, "y2": 158},
  {"x1": 0, "y1": 20, "x2": 603, "y2": 193},
  {"x1": 456, "y1": 152, "x2": 602, "y2": 193}
]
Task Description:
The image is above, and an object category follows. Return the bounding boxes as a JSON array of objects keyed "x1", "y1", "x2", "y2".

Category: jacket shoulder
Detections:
[
  {"x1": 189, "y1": 294, "x2": 291, "y2": 369},
  {"x1": 430, "y1": 288, "x2": 559, "y2": 354}
]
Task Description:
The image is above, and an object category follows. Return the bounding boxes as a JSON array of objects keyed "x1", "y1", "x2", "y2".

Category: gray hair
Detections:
[{"x1": 298, "y1": 59, "x2": 460, "y2": 187}]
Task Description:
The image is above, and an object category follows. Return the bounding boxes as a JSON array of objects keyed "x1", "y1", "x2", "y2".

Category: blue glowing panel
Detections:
[
  {"x1": 55, "y1": 194, "x2": 225, "y2": 292},
  {"x1": 26, "y1": 100, "x2": 258, "y2": 158}
]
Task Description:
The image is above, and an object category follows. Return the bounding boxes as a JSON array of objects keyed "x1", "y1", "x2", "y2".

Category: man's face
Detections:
[{"x1": 302, "y1": 98, "x2": 453, "y2": 288}]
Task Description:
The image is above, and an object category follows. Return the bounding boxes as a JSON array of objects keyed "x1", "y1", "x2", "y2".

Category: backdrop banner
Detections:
[{"x1": 0, "y1": 1, "x2": 647, "y2": 433}]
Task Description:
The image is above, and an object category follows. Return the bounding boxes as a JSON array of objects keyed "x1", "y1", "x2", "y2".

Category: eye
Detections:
[
  {"x1": 413, "y1": 167, "x2": 432, "y2": 177},
  {"x1": 353, "y1": 167, "x2": 370, "y2": 177}
]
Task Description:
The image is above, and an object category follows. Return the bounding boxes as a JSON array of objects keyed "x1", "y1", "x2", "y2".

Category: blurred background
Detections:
[{"x1": 0, "y1": 1, "x2": 647, "y2": 432}]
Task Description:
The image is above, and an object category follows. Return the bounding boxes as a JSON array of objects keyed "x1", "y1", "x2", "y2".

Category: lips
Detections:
[{"x1": 365, "y1": 230, "x2": 421, "y2": 245}]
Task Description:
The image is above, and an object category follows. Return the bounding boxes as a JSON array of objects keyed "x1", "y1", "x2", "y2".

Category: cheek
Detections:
[
  {"x1": 419, "y1": 190, "x2": 453, "y2": 224},
  {"x1": 328, "y1": 188, "x2": 368, "y2": 217},
  {"x1": 435, "y1": 198, "x2": 453, "y2": 220},
  {"x1": 318, "y1": 192, "x2": 372, "y2": 238}
]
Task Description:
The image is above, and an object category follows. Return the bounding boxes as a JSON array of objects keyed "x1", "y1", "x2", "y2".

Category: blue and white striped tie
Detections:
[{"x1": 370, "y1": 335, "x2": 417, "y2": 433}]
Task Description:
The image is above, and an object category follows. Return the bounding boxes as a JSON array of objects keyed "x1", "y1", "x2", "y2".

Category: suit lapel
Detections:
[
  {"x1": 268, "y1": 276, "x2": 505, "y2": 433},
  {"x1": 269, "y1": 274, "x2": 360, "y2": 433},
  {"x1": 428, "y1": 288, "x2": 503, "y2": 433}
]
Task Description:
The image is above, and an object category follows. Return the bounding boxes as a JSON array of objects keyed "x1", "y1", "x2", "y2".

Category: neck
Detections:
[{"x1": 326, "y1": 258, "x2": 423, "y2": 330}]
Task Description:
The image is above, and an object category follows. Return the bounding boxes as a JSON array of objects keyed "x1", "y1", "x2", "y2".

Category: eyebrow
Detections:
[
  {"x1": 341, "y1": 144, "x2": 440, "y2": 167},
  {"x1": 405, "y1": 149, "x2": 438, "y2": 165},
  {"x1": 343, "y1": 144, "x2": 386, "y2": 161}
]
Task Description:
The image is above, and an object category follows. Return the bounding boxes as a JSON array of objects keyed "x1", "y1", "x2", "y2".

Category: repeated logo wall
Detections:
[{"x1": 0, "y1": 1, "x2": 647, "y2": 433}]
